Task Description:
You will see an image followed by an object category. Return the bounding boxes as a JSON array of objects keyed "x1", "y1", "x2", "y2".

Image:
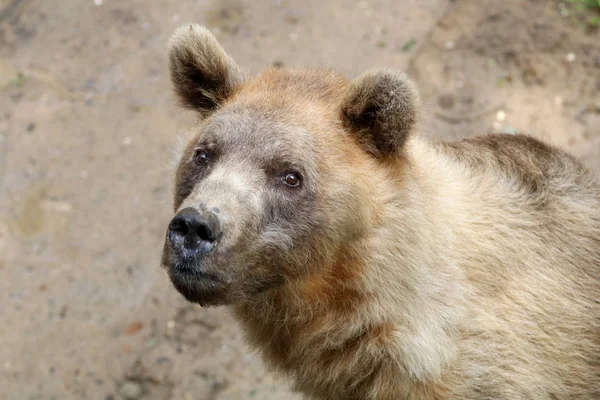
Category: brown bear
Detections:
[{"x1": 161, "y1": 24, "x2": 600, "y2": 400}]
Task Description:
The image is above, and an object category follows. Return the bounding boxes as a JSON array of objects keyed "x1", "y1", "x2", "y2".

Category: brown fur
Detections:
[
  {"x1": 341, "y1": 69, "x2": 421, "y2": 158},
  {"x1": 163, "y1": 25, "x2": 600, "y2": 399},
  {"x1": 169, "y1": 25, "x2": 244, "y2": 116}
]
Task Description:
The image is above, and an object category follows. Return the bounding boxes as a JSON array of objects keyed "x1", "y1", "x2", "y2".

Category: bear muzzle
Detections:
[{"x1": 163, "y1": 207, "x2": 230, "y2": 305}]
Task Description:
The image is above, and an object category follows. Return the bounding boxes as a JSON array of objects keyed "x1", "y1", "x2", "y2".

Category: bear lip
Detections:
[{"x1": 167, "y1": 265, "x2": 229, "y2": 306}]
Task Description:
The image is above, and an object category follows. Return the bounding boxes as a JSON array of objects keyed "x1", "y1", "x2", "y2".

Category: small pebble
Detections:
[
  {"x1": 438, "y1": 93, "x2": 455, "y2": 110},
  {"x1": 123, "y1": 137, "x2": 132, "y2": 145},
  {"x1": 496, "y1": 110, "x2": 506, "y2": 122},
  {"x1": 167, "y1": 320, "x2": 175, "y2": 329},
  {"x1": 289, "y1": 32, "x2": 298, "y2": 41},
  {"x1": 93, "y1": 0, "x2": 103, "y2": 6},
  {"x1": 42, "y1": 200, "x2": 73, "y2": 213},
  {"x1": 124, "y1": 321, "x2": 144, "y2": 335},
  {"x1": 566, "y1": 53, "x2": 576, "y2": 63},
  {"x1": 554, "y1": 96, "x2": 563, "y2": 107},
  {"x1": 285, "y1": 14, "x2": 300, "y2": 25},
  {"x1": 445, "y1": 40, "x2": 455, "y2": 50},
  {"x1": 119, "y1": 381, "x2": 142, "y2": 400}
]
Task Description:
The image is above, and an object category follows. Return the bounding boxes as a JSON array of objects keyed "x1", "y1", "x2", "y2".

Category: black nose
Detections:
[{"x1": 168, "y1": 207, "x2": 222, "y2": 257}]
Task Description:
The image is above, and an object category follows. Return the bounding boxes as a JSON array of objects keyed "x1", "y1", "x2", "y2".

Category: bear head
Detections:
[{"x1": 161, "y1": 24, "x2": 420, "y2": 306}]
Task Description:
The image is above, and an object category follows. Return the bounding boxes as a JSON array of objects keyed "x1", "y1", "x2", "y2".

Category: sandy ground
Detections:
[{"x1": 0, "y1": 0, "x2": 598, "y2": 399}]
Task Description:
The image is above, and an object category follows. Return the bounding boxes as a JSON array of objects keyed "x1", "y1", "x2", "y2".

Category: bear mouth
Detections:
[{"x1": 167, "y1": 263, "x2": 228, "y2": 306}]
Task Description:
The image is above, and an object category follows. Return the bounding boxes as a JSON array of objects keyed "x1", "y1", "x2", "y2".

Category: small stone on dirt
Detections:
[
  {"x1": 119, "y1": 381, "x2": 142, "y2": 400},
  {"x1": 496, "y1": 110, "x2": 506, "y2": 122},
  {"x1": 554, "y1": 96, "x2": 564, "y2": 107},
  {"x1": 124, "y1": 321, "x2": 144, "y2": 335},
  {"x1": 41, "y1": 200, "x2": 73, "y2": 213},
  {"x1": 438, "y1": 93, "x2": 455, "y2": 110},
  {"x1": 285, "y1": 15, "x2": 299, "y2": 25}
]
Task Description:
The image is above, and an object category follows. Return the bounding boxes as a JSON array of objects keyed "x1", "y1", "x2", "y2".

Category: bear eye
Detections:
[
  {"x1": 282, "y1": 172, "x2": 302, "y2": 188},
  {"x1": 194, "y1": 149, "x2": 210, "y2": 165}
]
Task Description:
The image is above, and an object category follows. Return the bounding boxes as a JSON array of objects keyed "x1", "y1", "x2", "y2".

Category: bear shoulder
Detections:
[{"x1": 440, "y1": 133, "x2": 597, "y2": 196}]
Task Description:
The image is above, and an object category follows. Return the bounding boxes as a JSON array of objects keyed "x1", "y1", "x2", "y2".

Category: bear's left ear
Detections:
[
  {"x1": 340, "y1": 70, "x2": 421, "y2": 158},
  {"x1": 168, "y1": 24, "x2": 244, "y2": 117}
]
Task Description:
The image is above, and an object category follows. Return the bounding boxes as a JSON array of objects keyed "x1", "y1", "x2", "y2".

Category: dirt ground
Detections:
[{"x1": 0, "y1": 0, "x2": 598, "y2": 399}]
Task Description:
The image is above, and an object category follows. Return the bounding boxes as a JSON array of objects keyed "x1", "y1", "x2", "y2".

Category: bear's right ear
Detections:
[
  {"x1": 168, "y1": 24, "x2": 244, "y2": 117},
  {"x1": 340, "y1": 70, "x2": 420, "y2": 158}
]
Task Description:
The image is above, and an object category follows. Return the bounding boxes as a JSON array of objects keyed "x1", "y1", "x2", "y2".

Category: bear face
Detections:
[{"x1": 161, "y1": 25, "x2": 420, "y2": 307}]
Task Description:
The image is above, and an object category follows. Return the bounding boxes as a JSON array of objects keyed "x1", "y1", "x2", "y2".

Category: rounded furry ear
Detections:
[
  {"x1": 340, "y1": 70, "x2": 420, "y2": 158},
  {"x1": 168, "y1": 24, "x2": 244, "y2": 117}
]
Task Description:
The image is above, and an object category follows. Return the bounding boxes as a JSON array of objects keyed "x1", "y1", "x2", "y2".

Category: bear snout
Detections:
[{"x1": 168, "y1": 207, "x2": 223, "y2": 260}]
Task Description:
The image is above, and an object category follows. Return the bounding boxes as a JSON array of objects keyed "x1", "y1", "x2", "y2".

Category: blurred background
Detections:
[{"x1": 0, "y1": 0, "x2": 599, "y2": 399}]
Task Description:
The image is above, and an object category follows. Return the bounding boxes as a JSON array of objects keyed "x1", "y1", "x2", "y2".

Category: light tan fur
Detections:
[
  {"x1": 164, "y1": 25, "x2": 600, "y2": 399},
  {"x1": 236, "y1": 134, "x2": 600, "y2": 399}
]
